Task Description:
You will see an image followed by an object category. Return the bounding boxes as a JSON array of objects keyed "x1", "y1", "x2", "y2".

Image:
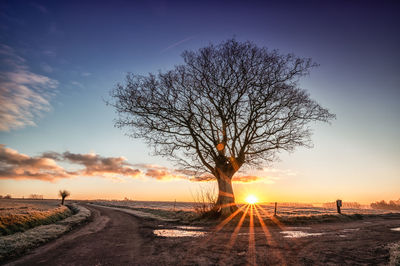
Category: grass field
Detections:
[{"x1": 0, "y1": 199, "x2": 72, "y2": 236}]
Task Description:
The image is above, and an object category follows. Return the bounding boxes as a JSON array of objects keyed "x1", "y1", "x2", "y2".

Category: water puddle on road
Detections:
[
  {"x1": 391, "y1": 227, "x2": 400, "y2": 232},
  {"x1": 153, "y1": 229, "x2": 206, "y2": 237},
  {"x1": 284, "y1": 227, "x2": 311, "y2": 230},
  {"x1": 281, "y1": 231, "x2": 324, "y2": 238},
  {"x1": 175, "y1": 226, "x2": 205, "y2": 230},
  {"x1": 342, "y1": 228, "x2": 360, "y2": 232}
]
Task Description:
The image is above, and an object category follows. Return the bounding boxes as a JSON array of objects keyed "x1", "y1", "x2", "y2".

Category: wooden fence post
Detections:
[{"x1": 336, "y1": 199, "x2": 342, "y2": 214}]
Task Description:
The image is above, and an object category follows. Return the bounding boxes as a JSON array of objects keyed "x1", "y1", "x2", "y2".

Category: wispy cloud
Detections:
[
  {"x1": 0, "y1": 44, "x2": 58, "y2": 131},
  {"x1": 40, "y1": 62, "x2": 53, "y2": 73},
  {"x1": 161, "y1": 36, "x2": 195, "y2": 53},
  {"x1": 81, "y1": 72, "x2": 91, "y2": 77},
  {"x1": 71, "y1": 81, "x2": 84, "y2": 89}
]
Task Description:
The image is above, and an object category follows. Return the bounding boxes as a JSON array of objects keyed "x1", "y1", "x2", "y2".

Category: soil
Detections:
[{"x1": 5, "y1": 204, "x2": 400, "y2": 265}]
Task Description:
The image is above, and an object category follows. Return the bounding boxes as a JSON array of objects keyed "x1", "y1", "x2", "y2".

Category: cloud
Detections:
[
  {"x1": 189, "y1": 175, "x2": 214, "y2": 182},
  {"x1": 0, "y1": 145, "x2": 286, "y2": 184},
  {"x1": 142, "y1": 165, "x2": 188, "y2": 180},
  {"x1": 61, "y1": 151, "x2": 141, "y2": 177},
  {"x1": 0, "y1": 44, "x2": 58, "y2": 131},
  {"x1": 42, "y1": 49, "x2": 56, "y2": 57},
  {"x1": 81, "y1": 72, "x2": 91, "y2": 77},
  {"x1": 233, "y1": 175, "x2": 263, "y2": 183},
  {"x1": 0, "y1": 145, "x2": 72, "y2": 182},
  {"x1": 0, "y1": 145, "x2": 142, "y2": 182},
  {"x1": 145, "y1": 168, "x2": 172, "y2": 180},
  {"x1": 71, "y1": 81, "x2": 84, "y2": 89},
  {"x1": 40, "y1": 62, "x2": 53, "y2": 73}
]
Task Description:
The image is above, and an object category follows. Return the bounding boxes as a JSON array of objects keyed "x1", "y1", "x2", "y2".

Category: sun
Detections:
[{"x1": 245, "y1": 194, "x2": 258, "y2": 204}]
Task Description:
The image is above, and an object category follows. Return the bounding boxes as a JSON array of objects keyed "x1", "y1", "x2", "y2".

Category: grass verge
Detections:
[
  {"x1": 0, "y1": 204, "x2": 90, "y2": 263},
  {"x1": 0, "y1": 205, "x2": 72, "y2": 236}
]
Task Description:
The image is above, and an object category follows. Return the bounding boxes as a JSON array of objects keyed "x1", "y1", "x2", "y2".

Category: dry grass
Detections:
[
  {"x1": 0, "y1": 199, "x2": 71, "y2": 236},
  {"x1": 191, "y1": 185, "x2": 217, "y2": 216},
  {"x1": 0, "y1": 203, "x2": 90, "y2": 262}
]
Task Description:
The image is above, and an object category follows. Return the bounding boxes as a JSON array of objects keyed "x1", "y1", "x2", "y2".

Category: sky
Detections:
[{"x1": 0, "y1": 0, "x2": 399, "y2": 204}]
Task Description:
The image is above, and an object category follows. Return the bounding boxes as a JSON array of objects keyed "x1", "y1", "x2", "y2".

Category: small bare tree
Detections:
[
  {"x1": 59, "y1": 190, "x2": 70, "y2": 205},
  {"x1": 110, "y1": 39, "x2": 335, "y2": 216}
]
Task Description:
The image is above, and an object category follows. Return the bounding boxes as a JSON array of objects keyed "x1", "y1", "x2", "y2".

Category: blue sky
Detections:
[{"x1": 0, "y1": 0, "x2": 399, "y2": 203}]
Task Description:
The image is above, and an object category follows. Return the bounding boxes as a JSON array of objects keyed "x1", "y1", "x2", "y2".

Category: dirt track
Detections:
[{"x1": 6, "y1": 204, "x2": 400, "y2": 265}]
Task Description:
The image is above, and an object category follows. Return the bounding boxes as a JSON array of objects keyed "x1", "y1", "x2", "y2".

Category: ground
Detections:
[{"x1": 5, "y1": 204, "x2": 400, "y2": 265}]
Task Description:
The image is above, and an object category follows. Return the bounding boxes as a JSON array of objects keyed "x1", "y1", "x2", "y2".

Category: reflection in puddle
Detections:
[
  {"x1": 153, "y1": 229, "x2": 206, "y2": 237},
  {"x1": 238, "y1": 232, "x2": 265, "y2": 235},
  {"x1": 176, "y1": 226, "x2": 204, "y2": 230},
  {"x1": 281, "y1": 231, "x2": 324, "y2": 238},
  {"x1": 391, "y1": 227, "x2": 400, "y2": 232},
  {"x1": 342, "y1": 228, "x2": 359, "y2": 232},
  {"x1": 285, "y1": 227, "x2": 311, "y2": 230}
]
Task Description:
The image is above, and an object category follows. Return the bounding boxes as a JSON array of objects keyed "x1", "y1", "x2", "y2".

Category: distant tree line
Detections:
[
  {"x1": 29, "y1": 194, "x2": 44, "y2": 200},
  {"x1": 370, "y1": 199, "x2": 400, "y2": 211},
  {"x1": 0, "y1": 194, "x2": 12, "y2": 199},
  {"x1": 322, "y1": 202, "x2": 361, "y2": 209}
]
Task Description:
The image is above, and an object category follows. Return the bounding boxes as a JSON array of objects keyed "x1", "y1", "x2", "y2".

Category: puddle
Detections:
[
  {"x1": 153, "y1": 229, "x2": 206, "y2": 237},
  {"x1": 285, "y1": 227, "x2": 311, "y2": 230},
  {"x1": 238, "y1": 232, "x2": 265, "y2": 235},
  {"x1": 176, "y1": 226, "x2": 204, "y2": 230},
  {"x1": 391, "y1": 227, "x2": 400, "y2": 232},
  {"x1": 342, "y1": 228, "x2": 360, "y2": 232},
  {"x1": 281, "y1": 231, "x2": 324, "y2": 238}
]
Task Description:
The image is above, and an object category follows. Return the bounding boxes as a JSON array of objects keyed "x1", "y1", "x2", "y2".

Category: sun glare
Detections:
[{"x1": 245, "y1": 195, "x2": 258, "y2": 204}]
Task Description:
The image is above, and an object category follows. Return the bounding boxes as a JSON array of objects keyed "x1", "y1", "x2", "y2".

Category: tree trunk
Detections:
[
  {"x1": 215, "y1": 170, "x2": 237, "y2": 216},
  {"x1": 61, "y1": 197, "x2": 65, "y2": 205}
]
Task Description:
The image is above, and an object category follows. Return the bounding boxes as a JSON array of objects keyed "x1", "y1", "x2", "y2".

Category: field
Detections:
[
  {"x1": 91, "y1": 200, "x2": 397, "y2": 223},
  {"x1": 0, "y1": 199, "x2": 71, "y2": 236}
]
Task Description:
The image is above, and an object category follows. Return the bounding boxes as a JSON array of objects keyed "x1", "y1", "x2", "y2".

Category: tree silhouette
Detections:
[
  {"x1": 59, "y1": 190, "x2": 70, "y2": 205},
  {"x1": 110, "y1": 39, "x2": 335, "y2": 216}
]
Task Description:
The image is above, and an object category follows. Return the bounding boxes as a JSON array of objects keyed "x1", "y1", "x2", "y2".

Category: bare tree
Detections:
[
  {"x1": 110, "y1": 39, "x2": 335, "y2": 216},
  {"x1": 59, "y1": 190, "x2": 70, "y2": 205}
]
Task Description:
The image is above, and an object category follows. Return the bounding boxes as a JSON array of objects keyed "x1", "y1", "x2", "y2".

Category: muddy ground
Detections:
[{"x1": 6, "y1": 204, "x2": 400, "y2": 265}]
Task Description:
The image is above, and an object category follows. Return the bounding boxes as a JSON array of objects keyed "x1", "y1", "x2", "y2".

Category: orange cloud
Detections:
[{"x1": 232, "y1": 175, "x2": 263, "y2": 183}]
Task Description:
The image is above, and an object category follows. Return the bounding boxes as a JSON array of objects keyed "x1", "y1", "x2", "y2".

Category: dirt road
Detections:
[{"x1": 6, "y1": 204, "x2": 400, "y2": 265}]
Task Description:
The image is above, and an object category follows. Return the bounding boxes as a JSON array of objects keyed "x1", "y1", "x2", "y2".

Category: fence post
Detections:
[
  {"x1": 274, "y1": 202, "x2": 277, "y2": 216},
  {"x1": 336, "y1": 199, "x2": 342, "y2": 214}
]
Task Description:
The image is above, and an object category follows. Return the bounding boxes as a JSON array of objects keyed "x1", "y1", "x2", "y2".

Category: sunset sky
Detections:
[{"x1": 0, "y1": 0, "x2": 399, "y2": 204}]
